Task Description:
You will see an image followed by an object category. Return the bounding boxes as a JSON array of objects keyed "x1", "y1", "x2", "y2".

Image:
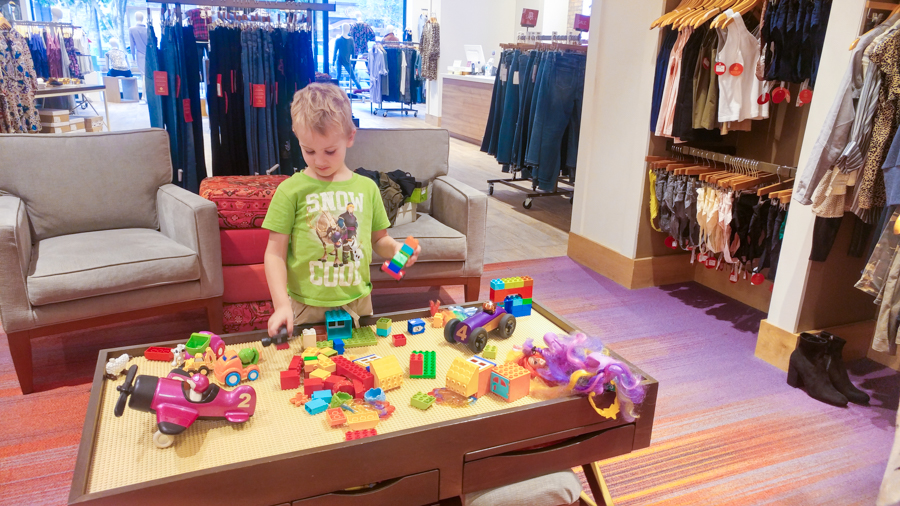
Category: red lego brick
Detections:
[
  {"x1": 324, "y1": 374, "x2": 344, "y2": 390},
  {"x1": 392, "y1": 334, "x2": 406, "y2": 347},
  {"x1": 352, "y1": 379, "x2": 366, "y2": 399},
  {"x1": 289, "y1": 355, "x2": 304, "y2": 373},
  {"x1": 333, "y1": 379, "x2": 355, "y2": 395},
  {"x1": 490, "y1": 285, "x2": 533, "y2": 303},
  {"x1": 280, "y1": 370, "x2": 300, "y2": 390},
  {"x1": 409, "y1": 353, "x2": 424, "y2": 376},
  {"x1": 276, "y1": 342, "x2": 290, "y2": 350},
  {"x1": 345, "y1": 429, "x2": 378, "y2": 441},
  {"x1": 334, "y1": 356, "x2": 374, "y2": 391},
  {"x1": 304, "y1": 377, "x2": 324, "y2": 395}
]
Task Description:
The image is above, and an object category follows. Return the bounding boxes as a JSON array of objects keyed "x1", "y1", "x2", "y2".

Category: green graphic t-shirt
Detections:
[{"x1": 262, "y1": 172, "x2": 391, "y2": 307}]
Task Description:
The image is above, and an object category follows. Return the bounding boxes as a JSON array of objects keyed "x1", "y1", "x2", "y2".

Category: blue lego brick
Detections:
[
  {"x1": 386, "y1": 260, "x2": 403, "y2": 274},
  {"x1": 376, "y1": 327, "x2": 390, "y2": 337},
  {"x1": 490, "y1": 278, "x2": 504, "y2": 290},
  {"x1": 305, "y1": 399, "x2": 329, "y2": 415},
  {"x1": 333, "y1": 338, "x2": 345, "y2": 354},
  {"x1": 325, "y1": 309, "x2": 352, "y2": 324},
  {"x1": 400, "y1": 243, "x2": 415, "y2": 257},
  {"x1": 312, "y1": 390, "x2": 333, "y2": 403},
  {"x1": 408, "y1": 318, "x2": 425, "y2": 335},
  {"x1": 507, "y1": 304, "x2": 532, "y2": 318}
]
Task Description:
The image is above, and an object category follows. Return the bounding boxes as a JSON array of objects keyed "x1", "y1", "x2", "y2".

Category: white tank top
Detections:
[{"x1": 717, "y1": 11, "x2": 769, "y2": 122}]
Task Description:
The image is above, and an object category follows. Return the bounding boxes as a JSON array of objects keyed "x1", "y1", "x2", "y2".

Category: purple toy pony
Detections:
[{"x1": 522, "y1": 333, "x2": 645, "y2": 421}]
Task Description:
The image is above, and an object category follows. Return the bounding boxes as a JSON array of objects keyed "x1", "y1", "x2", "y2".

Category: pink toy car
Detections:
[{"x1": 114, "y1": 365, "x2": 257, "y2": 448}]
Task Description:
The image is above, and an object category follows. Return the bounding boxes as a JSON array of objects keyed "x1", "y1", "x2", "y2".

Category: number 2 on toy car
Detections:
[
  {"x1": 455, "y1": 325, "x2": 468, "y2": 342},
  {"x1": 238, "y1": 393, "x2": 251, "y2": 408}
]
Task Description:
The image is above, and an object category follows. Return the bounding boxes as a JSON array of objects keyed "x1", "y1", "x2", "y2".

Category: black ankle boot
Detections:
[
  {"x1": 820, "y1": 332, "x2": 870, "y2": 405},
  {"x1": 787, "y1": 333, "x2": 848, "y2": 407}
]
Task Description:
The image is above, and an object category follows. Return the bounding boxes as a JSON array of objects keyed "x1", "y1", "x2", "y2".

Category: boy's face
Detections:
[{"x1": 294, "y1": 124, "x2": 356, "y2": 181}]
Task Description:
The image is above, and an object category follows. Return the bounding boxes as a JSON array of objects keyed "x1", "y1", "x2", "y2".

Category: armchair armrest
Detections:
[
  {"x1": 0, "y1": 195, "x2": 34, "y2": 332},
  {"x1": 431, "y1": 176, "x2": 488, "y2": 277},
  {"x1": 157, "y1": 184, "x2": 223, "y2": 298}
]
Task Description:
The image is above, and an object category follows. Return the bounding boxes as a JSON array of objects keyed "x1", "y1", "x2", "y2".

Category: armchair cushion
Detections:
[
  {"x1": 371, "y1": 214, "x2": 467, "y2": 264},
  {"x1": 0, "y1": 129, "x2": 172, "y2": 241},
  {"x1": 27, "y1": 228, "x2": 200, "y2": 306}
]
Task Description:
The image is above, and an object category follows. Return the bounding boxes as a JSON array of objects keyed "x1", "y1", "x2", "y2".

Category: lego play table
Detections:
[{"x1": 68, "y1": 302, "x2": 658, "y2": 506}]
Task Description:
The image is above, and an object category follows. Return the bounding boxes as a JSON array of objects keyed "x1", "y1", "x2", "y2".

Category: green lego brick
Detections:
[
  {"x1": 319, "y1": 347, "x2": 338, "y2": 357},
  {"x1": 316, "y1": 340, "x2": 334, "y2": 350},
  {"x1": 409, "y1": 350, "x2": 436, "y2": 379},
  {"x1": 482, "y1": 345, "x2": 498, "y2": 360},
  {"x1": 344, "y1": 327, "x2": 377, "y2": 348},
  {"x1": 376, "y1": 317, "x2": 392, "y2": 330},
  {"x1": 330, "y1": 391, "x2": 353, "y2": 408},
  {"x1": 303, "y1": 355, "x2": 318, "y2": 362},
  {"x1": 411, "y1": 391, "x2": 436, "y2": 410},
  {"x1": 522, "y1": 298, "x2": 532, "y2": 305}
]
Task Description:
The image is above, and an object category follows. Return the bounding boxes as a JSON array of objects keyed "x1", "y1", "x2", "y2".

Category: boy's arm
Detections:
[
  {"x1": 372, "y1": 229, "x2": 420, "y2": 267},
  {"x1": 264, "y1": 231, "x2": 294, "y2": 336}
]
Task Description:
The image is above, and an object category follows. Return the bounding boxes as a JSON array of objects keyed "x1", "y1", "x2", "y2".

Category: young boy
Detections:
[{"x1": 262, "y1": 83, "x2": 420, "y2": 337}]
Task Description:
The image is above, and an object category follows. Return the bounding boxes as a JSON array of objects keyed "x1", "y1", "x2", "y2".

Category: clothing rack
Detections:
[
  {"x1": 145, "y1": 0, "x2": 334, "y2": 11},
  {"x1": 371, "y1": 42, "x2": 420, "y2": 117},
  {"x1": 487, "y1": 171, "x2": 574, "y2": 209},
  {"x1": 13, "y1": 21, "x2": 80, "y2": 28},
  {"x1": 669, "y1": 145, "x2": 796, "y2": 178}
]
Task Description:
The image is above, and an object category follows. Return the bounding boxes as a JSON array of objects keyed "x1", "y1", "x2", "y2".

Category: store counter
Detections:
[{"x1": 441, "y1": 73, "x2": 496, "y2": 145}]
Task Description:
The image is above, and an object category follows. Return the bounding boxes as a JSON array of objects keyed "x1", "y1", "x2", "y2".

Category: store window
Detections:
[{"x1": 326, "y1": 0, "x2": 404, "y2": 85}]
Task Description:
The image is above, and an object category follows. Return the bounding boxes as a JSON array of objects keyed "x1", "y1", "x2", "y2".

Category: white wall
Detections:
[
  {"x1": 569, "y1": 0, "x2": 667, "y2": 257},
  {"x1": 767, "y1": 0, "x2": 866, "y2": 332},
  {"x1": 541, "y1": 0, "x2": 570, "y2": 35}
]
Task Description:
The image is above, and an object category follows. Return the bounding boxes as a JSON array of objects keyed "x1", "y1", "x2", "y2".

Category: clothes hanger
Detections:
[
  {"x1": 850, "y1": 4, "x2": 900, "y2": 50},
  {"x1": 718, "y1": 0, "x2": 760, "y2": 29},
  {"x1": 651, "y1": 0, "x2": 693, "y2": 29},
  {"x1": 757, "y1": 178, "x2": 793, "y2": 197}
]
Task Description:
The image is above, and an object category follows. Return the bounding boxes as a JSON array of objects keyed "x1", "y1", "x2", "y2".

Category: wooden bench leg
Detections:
[
  {"x1": 205, "y1": 296, "x2": 224, "y2": 334},
  {"x1": 464, "y1": 277, "x2": 481, "y2": 302},
  {"x1": 7, "y1": 330, "x2": 34, "y2": 394},
  {"x1": 582, "y1": 462, "x2": 614, "y2": 506}
]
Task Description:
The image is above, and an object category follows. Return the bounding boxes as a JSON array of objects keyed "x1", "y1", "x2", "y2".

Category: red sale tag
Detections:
[
  {"x1": 252, "y1": 84, "x2": 266, "y2": 108},
  {"x1": 521, "y1": 8, "x2": 539, "y2": 28},
  {"x1": 183, "y1": 99, "x2": 193, "y2": 123},
  {"x1": 698, "y1": 252, "x2": 708, "y2": 263},
  {"x1": 705, "y1": 257, "x2": 717, "y2": 269},
  {"x1": 758, "y1": 92, "x2": 770, "y2": 104},
  {"x1": 217, "y1": 74, "x2": 222, "y2": 97},
  {"x1": 729, "y1": 269, "x2": 739, "y2": 283},
  {"x1": 574, "y1": 13, "x2": 590, "y2": 32},
  {"x1": 798, "y1": 89, "x2": 813, "y2": 103},
  {"x1": 702, "y1": 57, "x2": 710, "y2": 69},
  {"x1": 715, "y1": 62, "x2": 726, "y2": 75},
  {"x1": 772, "y1": 87, "x2": 790, "y2": 103},
  {"x1": 153, "y1": 71, "x2": 169, "y2": 96},
  {"x1": 664, "y1": 236, "x2": 678, "y2": 249},
  {"x1": 729, "y1": 63, "x2": 743, "y2": 76},
  {"x1": 750, "y1": 273, "x2": 765, "y2": 285}
]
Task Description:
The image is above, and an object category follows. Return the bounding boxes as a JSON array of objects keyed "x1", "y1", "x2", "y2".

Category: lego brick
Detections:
[
  {"x1": 289, "y1": 355, "x2": 304, "y2": 372},
  {"x1": 324, "y1": 374, "x2": 344, "y2": 390},
  {"x1": 316, "y1": 340, "x2": 334, "y2": 350},
  {"x1": 392, "y1": 334, "x2": 406, "y2": 346},
  {"x1": 347, "y1": 411, "x2": 380, "y2": 430},
  {"x1": 404, "y1": 236, "x2": 419, "y2": 249},
  {"x1": 289, "y1": 392, "x2": 310, "y2": 406},
  {"x1": 376, "y1": 317, "x2": 392, "y2": 330},
  {"x1": 344, "y1": 327, "x2": 378, "y2": 348},
  {"x1": 352, "y1": 379, "x2": 366, "y2": 399},
  {"x1": 429, "y1": 300, "x2": 441, "y2": 316},
  {"x1": 482, "y1": 345, "x2": 498, "y2": 360},
  {"x1": 446, "y1": 357, "x2": 480, "y2": 398},
  {"x1": 326, "y1": 407, "x2": 347, "y2": 427},
  {"x1": 522, "y1": 298, "x2": 532, "y2": 305},
  {"x1": 333, "y1": 339, "x2": 345, "y2": 355},
  {"x1": 333, "y1": 379, "x2": 354, "y2": 395},
  {"x1": 382, "y1": 264, "x2": 404, "y2": 280},
  {"x1": 275, "y1": 342, "x2": 290, "y2": 350},
  {"x1": 280, "y1": 370, "x2": 300, "y2": 390},
  {"x1": 315, "y1": 355, "x2": 336, "y2": 373},
  {"x1": 304, "y1": 399, "x2": 328, "y2": 415},
  {"x1": 311, "y1": 390, "x2": 333, "y2": 403},
  {"x1": 400, "y1": 243, "x2": 415, "y2": 257},
  {"x1": 432, "y1": 312, "x2": 445, "y2": 328},
  {"x1": 345, "y1": 429, "x2": 377, "y2": 441},
  {"x1": 508, "y1": 304, "x2": 532, "y2": 318},
  {"x1": 334, "y1": 356, "x2": 375, "y2": 390},
  {"x1": 318, "y1": 347, "x2": 337, "y2": 357},
  {"x1": 329, "y1": 392, "x2": 353, "y2": 409},
  {"x1": 490, "y1": 278, "x2": 505, "y2": 290},
  {"x1": 304, "y1": 377, "x2": 324, "y2": 395},
  {"x1": 490, "y1": 362, "x2": 531, "y2": 402},
  {"x1": 409, "y1": 353, "x2": 424, "y2": 377},
  {"x1": 369, "y1": 356, "x2": 403, "y2": 391},
  {"x1": 301, "y1": 329, "x2": 318, "y2": 349},
  {"x1": 376, "y1": 327, "x2": 390, "y2": 337},
  {"x1": 411, "y1": 392, "x2": 436, "y2": 410},
  {"x1": 353, "y1": 354, "x2": 382, "y2": 371},
  {"x1": 408, "y1": 318, "x2": 425, "y2": 335},
  {"x1": 309, "y1": 368, "x2": 331, "y2": 381},
  {"x1": 304, "y1": 361, "x2": 319, "y2": 373},
  {"x1": 409, "y1": 350, "x2": 436, "y2": 379},
  {"x1": 467, "y1": 356, "x2": 497, "y2": 398},
  {"x1": 522, "y1": 275, "x2": 533, "y2": 287}
]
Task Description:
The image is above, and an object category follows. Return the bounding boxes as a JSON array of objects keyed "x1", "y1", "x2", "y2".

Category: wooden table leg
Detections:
[{"x1": 582, "y1": 462, "x2": 614, "y2": 506}]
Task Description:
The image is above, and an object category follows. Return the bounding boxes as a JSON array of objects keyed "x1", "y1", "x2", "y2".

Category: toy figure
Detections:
[
  {"x1": 104, "y1": 354, "x2": 131, "y2": 380},
  {"x1": 171, "y1": 344, "x2": 186, "y2": 368}
]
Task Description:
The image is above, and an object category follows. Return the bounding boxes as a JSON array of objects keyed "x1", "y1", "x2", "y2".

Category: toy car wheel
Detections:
[
  {"x1": 213, "y1": 342, "x2": 226, "y2": 358},
  {"x1": 247, "y1": 369, "x2": 260, "y2": 381},
  {"x1": 198, "y1": 366, "x2": 210, "y2": 375},
  {"x1": 153, "y1": 430, "x2": 174, "y2": 449},
  {"x1": 468, "y1": 327, "x2": 488, "y2": 353},
  {"x1": 444, "y1": 319, "x2": 460, "y2": 344},
  {"x1": 225, "y1": 372, "x2": 241, "y2": 387},
  {"x1": 498, "y1": 314, "x2": 516, "y2": 339}
]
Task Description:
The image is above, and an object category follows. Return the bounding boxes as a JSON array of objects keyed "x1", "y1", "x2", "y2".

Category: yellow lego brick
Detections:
[
  {"x1": 316, "y1": 355, "x2": 336, "y2": 373},
  {"x1": 304, "y1": 360, "x2": 319, "y2": 373},
  {"x1": 504, "y1": 276, "x2": 524, "y2": 289},
  {"x1": 309, "y1": 368, "x2": 331, "y2": 381},
  {"x1": 445, "y1": 357, "x2": 479, "y2": 398},
  {"x1": 347, "y1": 411, "x2": 380, "y2": 430},
  {"x1": 302, "y1": 348, "x2": 320, "y2": 358},
  {"x1": 370, "y1": 356, "x2": 404, "y2": 391}
]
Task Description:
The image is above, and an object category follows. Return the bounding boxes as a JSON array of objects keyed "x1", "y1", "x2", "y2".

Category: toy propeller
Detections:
[
  {"x1": 114, "y1": 364, "x2": 139, "y2": 417},
  {"x1": 262, "y1": 325, "x2": 289, "y2": 347}
]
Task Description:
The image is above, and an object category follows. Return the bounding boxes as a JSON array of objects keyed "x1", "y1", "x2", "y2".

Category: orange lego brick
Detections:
[{"x1": 326, "y1": 408, "x2": 347, "y2": 427}]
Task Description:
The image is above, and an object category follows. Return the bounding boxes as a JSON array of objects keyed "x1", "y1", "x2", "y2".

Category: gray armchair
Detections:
[
  {"x1": 345, "y1": 129, "x2": 487, "y2": 302},
  {"x1": 0, "y1": 129, "x2": 223, "y2": 394}
]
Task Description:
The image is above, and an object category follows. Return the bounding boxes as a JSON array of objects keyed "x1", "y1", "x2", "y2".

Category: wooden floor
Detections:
[{"x1": 94, "y1": 90, "x2": 570, "y2": 263}]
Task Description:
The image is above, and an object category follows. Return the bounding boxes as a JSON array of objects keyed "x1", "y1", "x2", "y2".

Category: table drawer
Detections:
[
  {"x1": 463, "y1": 424, "x2": 634, "y2": 493},
  {"x1": 291, "y1": 469, "x2": 439, "y2": 506}
]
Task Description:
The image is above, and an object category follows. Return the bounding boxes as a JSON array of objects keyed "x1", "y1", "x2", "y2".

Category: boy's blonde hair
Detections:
[{"x1": 290, "y1": 83, "x2": 356, "y2": 138}]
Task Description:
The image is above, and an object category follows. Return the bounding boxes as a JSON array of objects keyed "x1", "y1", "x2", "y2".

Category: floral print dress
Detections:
[{"x1": 0, "y1": 29, "x2": 41, "y2": 133}]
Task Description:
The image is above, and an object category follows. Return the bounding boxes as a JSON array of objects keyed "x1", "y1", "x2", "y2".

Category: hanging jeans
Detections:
[
  {"x1": 175, "y1": 25, "x2": 197, "y2": 192},
  {"x1": 264, "y1": 29, "x2": 278, "y2": 174},
  {"x1": 511, "y1": 50, "x2": 539, "y2": 170},
  {"x1": 160, "y1": 25, "x2": 182, "y2": 184},
  {"x1": 242, "y1": 29, "x2": 258, "y2": 175},
  {"x1": 526, "y1": 52, "x2": 586, "y2": 191},
  {"x1": 145, "y1": 25, "x2": 164, "y2": 129},
  {"x1": 480, "y1": 53, "x2": 504, "y2": 153},
  {"x1": 487, "y1": 51, "x2": 515, "y2": 156},
  {"x1": 497, "y1": 50, "x2": 526, "y2": 166},
  {"x1": 183, "y1": 26, "x2": 205, "y2": 191}
]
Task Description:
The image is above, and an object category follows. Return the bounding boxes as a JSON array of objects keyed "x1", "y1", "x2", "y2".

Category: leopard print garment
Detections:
[{"x1": 858, "y1": 30, "x2": 900, "y2": 210}]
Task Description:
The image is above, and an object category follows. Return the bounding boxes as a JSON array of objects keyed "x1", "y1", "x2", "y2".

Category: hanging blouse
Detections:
[
  {"x1": 0, "y1": 29, "x2": 41, "y2": 133},
  {"x1": 106, "y1": 48, "x2": 130, "y2": 71}
]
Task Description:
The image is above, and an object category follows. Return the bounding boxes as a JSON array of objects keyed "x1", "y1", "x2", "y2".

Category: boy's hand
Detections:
[
  {"x1": 396, "y1": 241, "x2": 421, "y2": 267},
  {"x1": 268, "y1": 305, "x2": 294, "y2": 337}
]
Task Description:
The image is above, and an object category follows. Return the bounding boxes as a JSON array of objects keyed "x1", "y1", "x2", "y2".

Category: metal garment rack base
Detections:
[
  {"x1": 371, "y1": 100, "x2": 418, "y2": 117},
  {"x1": 487, "y1": 166, "x2": 574, "y2": 209}
]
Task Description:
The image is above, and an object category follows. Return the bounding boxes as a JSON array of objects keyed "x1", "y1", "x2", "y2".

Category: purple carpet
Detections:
[{"x1": 0, "y1": 256, "x2": 896, "y2": 505}]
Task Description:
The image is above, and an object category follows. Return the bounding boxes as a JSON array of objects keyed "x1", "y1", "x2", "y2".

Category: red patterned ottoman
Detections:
[
  {"x1": 199, "y1": 175, "x2": 289, "y2": 229},
  {"x1": 223, "y1": 300, "x2": 274, "y2": 333},
  {"x1": 223, "y1": 264, "x2": 270, "y2": 303}
]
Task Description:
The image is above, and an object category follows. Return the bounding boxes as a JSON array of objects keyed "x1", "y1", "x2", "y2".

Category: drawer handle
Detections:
[
  {"x1": 502, "y1": 431, "x2": 600, "y2": 457},
  {"x1": 330, "y1": 477, "x2": 404, "y2": 496}
]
